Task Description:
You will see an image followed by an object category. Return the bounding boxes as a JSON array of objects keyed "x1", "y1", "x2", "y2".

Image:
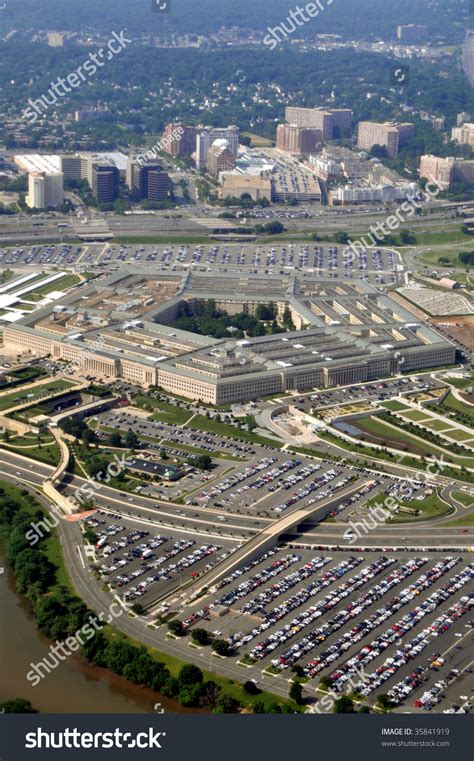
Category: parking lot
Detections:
[
  {"x1": 176, "y1": 545, "x2": 473, "y2": 712},
  {"x1": 282, "y1": 374, "x2": 447, "y2": 413},
  {"x1": 0, "y1": 242, "x2": 401, "y2": 285},
  {"x1": 84, "y1": 509, "x2": 238, "y2": 606}
]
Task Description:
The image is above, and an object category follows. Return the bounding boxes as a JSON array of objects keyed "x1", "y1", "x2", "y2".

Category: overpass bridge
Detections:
[{"x1": 179, "y1": 480, "x2": 365, "y2": 610}]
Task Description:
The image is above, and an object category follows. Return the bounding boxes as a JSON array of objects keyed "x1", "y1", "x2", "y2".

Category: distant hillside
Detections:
[{"x1": 2, "y1": 0, "x2": 470, "y2": 41}]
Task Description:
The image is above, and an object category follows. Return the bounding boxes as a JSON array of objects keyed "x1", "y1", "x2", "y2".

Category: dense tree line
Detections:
[{"x1": 2, "y1": 0, "x2": 467, "y2": 42}]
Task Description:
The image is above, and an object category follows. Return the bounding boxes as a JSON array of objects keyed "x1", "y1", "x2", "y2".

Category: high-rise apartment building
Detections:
[
  {"x1": 451, "y1": 123, "x2": 474, "y2": 149},
  {"x1": 457, "y1": 112, "x2": 471, "y2": 127},
  {"x1": 162, "y1": 123, "x2": 198, "y2": 157},
  {"x1": 420, "y1": 154, "x2": 474, "y2": 191},
  {"x1": 276, "y1": 124, "x2": 322, "y2": 155},
  {"x1": 357, "y1": 121, "x2": 415, "y2": 158},
  {"x1": 396, "y1": 25, "x2": 428, "y2": 43},
  {"x1": 284, "y1": 107, "x2": 352, "y2": 140}
]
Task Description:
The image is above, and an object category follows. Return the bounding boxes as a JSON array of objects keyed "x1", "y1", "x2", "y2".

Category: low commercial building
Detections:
[{"x1": 220, "y1": 173, "x2": 272, "y2": 202}]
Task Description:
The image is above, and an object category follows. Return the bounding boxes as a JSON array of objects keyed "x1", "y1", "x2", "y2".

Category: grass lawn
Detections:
[
  {"x1": 380, "y1": 400, "x2": 409, "y2": 411},
  {"x1": 452, "y1": 491, "x2": 474, "y2": 508},
  {"x1": 386, "y1": 494, "x2": 454, "y2": 524},
  {"x1": 399, "y1": 410, "x2": 431, "y2": 422},
  {"x1": 443, "y1": 429, "x2": 474, "y2": 443},
  {"x1": 439, "y1": 392, "x2": 474, "y2": 419},
  {"x1": 355, "y1": 416, "x2": 437, "y2": 457},
  {"x1": 445, "y1": 377, "x2": 473, "y2": 390},
  {"x1": 422, "y1": 419, "x2": 454, "y2": 432},
  {"x1": 134, "y1": 395, "x2": 192, "y2": 426},
  {"x1": 370, "y1": 415, "x2": 474, "y2": 466},
  {"x1": 1, "y1": 440, "x2": 61, "y2": 466},
  {"x1": 441, "y1": 513, "x2": 474, "y2": 527},
  {"x1": 25, "y1": 274, "x2": 81, "y2": 301},
  {"x1": 0, "y1": 378, "x2": 76, "y2": 412}
]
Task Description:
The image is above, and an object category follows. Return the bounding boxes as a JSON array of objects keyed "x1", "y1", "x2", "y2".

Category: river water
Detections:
[{"x1": 0, "y1": 556, "x2": 200, "y2": 714}]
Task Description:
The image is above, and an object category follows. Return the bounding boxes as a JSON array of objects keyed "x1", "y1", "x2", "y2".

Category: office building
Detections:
[
  {"x1": 14, "y1": 155, "x2": 64, "y2": 209},
  {"x1": 419, "y1": 155, "x2": 455, "y2": 191},
  {"x1": 284, "y1": 107, "x2": 352, "y2": 140},
  {"x1": 127, "y1": 159, "x2": 171, "y2": 201},
  {"x1": 220, "y1": 174, "x2": 272, "y2": 202},
  {"x1": 74, "y1": 107, "x2": 110, "y2": 123},
  {"x1": 276, "y1": 124, "x2": 322, "y2": 155},
  {"x1": 206, "y1": 140, "x2": 236, "y2": 178},
  {"x1": 91, "y1": 161, "x2": 119, "y2": 203},
  {"x1": 196, "y1": 126, "x2": 239, "y2": 170}
]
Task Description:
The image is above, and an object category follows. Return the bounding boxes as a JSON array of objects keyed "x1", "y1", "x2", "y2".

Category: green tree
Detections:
[
  {"x1": 178, "y1": 663, "x2": 204, "y2": 686},
  {"x1": 212, "y1": 639, "x2": 232, "y2": 656},
  {"x1": 191, "y1": 627, "x2": 211, "y2": 646},
  {"x1": 125, "y1": 428, "x2": 139, "y2": 450},
  {"x1": 243, "y1": 680, "x2": 260, "y2": 695},
  {"x1": 213, "y1": 695, "x2": 241, "y2": 714},
  {"x1": 0, "y1": 699, "x2": 38, "y2": 713},
  {"x1": 168, "y1": 619, "x2": 186, "y2": 637},
  {"x1": 108, "y1": 431, "x2": 123, "y2": 447},
  {"x1": 333, "y1": 696, "x2": 355, "y2": 713},
  {"x1": 289, "y1": 681, "x2": 304, "y2": 704}
]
